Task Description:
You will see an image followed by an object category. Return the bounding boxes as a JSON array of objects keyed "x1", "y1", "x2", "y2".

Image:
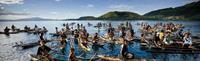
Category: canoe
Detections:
[
  {"x1": 13, "y1": 40, "x2": 53, "y2": 49},
  {"x1": 141, "y1": 43, "x2": 200, "y2": 54},
  {"x1": 97, "y1": 55, "x2": 162, "y2": 61},
  {"x1": 29, "y1": 54, "x2": 39, "y2": 61},
  {"x1": 27, "y1": 30, "x2": 48, "y2": 34},
  {"x1": 78, "y1": 39, "x2": 91, "y2": 52},
  {"x1": 0, "y1": 31, "x2": 20, "y2": 34},
  {"x1": 30, "y1": 54, "x2": 98, "y2": 61},
  {"x1": 78, "y1": 42, "x2": 91, "y2": 52},
  {"x1": 97, "y1": 55, "x2": 122, "y2": 61},
  {"x1": 49, "y1": 33, "x2": 60, "y2": 37},
  {"x1": 140, "y1": 39, "x2": 200, "y2": 54},
  {"x1": 146, "y1": 47, "x2": 200, "y2": 54},
  {"x1": 28, "y1": 54, "x2": 50, "y2": 61},
  {"x1": 18, "y1": 29, "x2": 35, "y2": 32}
]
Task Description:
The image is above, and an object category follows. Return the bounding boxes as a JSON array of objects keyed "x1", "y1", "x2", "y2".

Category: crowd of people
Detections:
[
  {"x1": 35, "y1": 22, "x2": 139, "y2": 61},
  {"x1": 139, "y1": 22, "x2": 193, "y2": 48},
  {"x1": 4, "y1": 22, "x2": 195, "y2": 61}
]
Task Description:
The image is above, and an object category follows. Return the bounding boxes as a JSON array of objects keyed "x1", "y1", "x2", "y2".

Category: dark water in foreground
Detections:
[{"x1": 0, "y1": 20, "x2": 200, "y2": 61}]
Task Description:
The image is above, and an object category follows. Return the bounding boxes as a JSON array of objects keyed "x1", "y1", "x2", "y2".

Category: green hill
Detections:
[
  {"x1": 78, "y1": 16, "x2": 96, "y2": 20},
  {"x1": 98, "y1": 11, "x2": 142, "y2": 20},
  {"x1": 144, "y1": 1, "x2": 200, "y2": 20},
  {"x1": 75, "y1": 1, "x2": 200, "y2": 20}
]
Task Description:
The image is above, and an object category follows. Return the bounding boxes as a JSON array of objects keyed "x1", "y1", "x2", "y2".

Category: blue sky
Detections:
[{"x1": 0, "y1": 0, "x2": 198, "y2": 20}]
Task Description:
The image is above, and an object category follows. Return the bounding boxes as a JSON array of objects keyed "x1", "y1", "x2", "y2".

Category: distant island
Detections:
[{"x1": 70, "y1": 1, "x2": 200, "y2": 20}]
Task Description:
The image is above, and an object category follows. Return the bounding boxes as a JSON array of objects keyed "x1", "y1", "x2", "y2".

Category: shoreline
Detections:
[{"x1": 0, "y1": 19, "x2": 199, "y2": 22}]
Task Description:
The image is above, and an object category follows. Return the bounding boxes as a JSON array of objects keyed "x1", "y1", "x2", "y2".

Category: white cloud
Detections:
[
  {"x1": 0, "y1": 11, "x2": 30, "y2": 20},
  {"x1": 0, "y1": 11, "x2": 29, "y2": 15},
  {"x1": 54, "y1": 0, "x2": 61, "y2": 2},
  {"x1": 0, "y1": 15, "x2": 31, "y2": 20},
  {"x1": 50, "y1": 12, "x2": 58, "y2": 14},
  {"x1": 86, "y1": 4, "x2": 94, "y2": 8},
  {"x1": 82, "y1": 4, "x2": 94, "y2": 8},
  {"x1": 0, "y1": 0, "x2": 24, "y2": 4},
  {"x1": 109, "y1": 4, "x2": 134, "y2": 11}
]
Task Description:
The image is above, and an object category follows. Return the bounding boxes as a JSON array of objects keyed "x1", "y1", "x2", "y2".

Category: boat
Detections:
[
  {"x1": 49, "y1": 33, "x2": 60, "y2": 36},
  {"x1": 0, "y1": 31, "x2": 20, "y2": 34},
  {"x1": 140, "y1": 40, "x2": 200, "y2": 54},
  {"x1": 13, "y1": 40, "x2": 53, "y2": 49},
  {"x1": 78, "y1": 39, "x2": 91, "y2": 52},
  {"x1": 18, "y1": 29, "x2": 35, "y2": 32},
  {"x1": 29, "y1": 54, "x2": 50, "y2": 61},
  {"x1": 97, "y1": 55, "x2": 162, "y2": 61}
]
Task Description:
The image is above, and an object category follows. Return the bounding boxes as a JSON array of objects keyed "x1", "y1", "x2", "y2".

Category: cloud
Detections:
[
  {"x1": 0, "y1": 0, "x2": 24, "y2": 4},
  {"x1": 86, "y1": 4, "x2": 94, "y2": 8},
  {"x1": 82, "y1": 4, "x2": 94, "y2": 8},
  {"x1": 50, "y1": 12, "x2": 58, "y2": 15},
  {"x1": 109, "y1": 4, "x2": 134, "y2": 11},
  {"x1": 0, "y1": 12, "x2": 29, "y2": 15},
  {"x1": 0, "y1": 15, "x2": 31, "y2": 20},
  {"x1": 0, "y1": 10, "x2": 30, "y2": 20},
  {"x1": 54, "y1": 0, "x2": 61, "y2": 2}
]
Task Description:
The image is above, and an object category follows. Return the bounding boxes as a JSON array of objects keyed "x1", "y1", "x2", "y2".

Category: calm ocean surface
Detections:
[{"x1": 0, "y1": 20, "x2": 200, "y2": 61}]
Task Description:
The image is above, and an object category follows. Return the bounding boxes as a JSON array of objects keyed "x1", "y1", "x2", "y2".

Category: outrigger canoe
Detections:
[
  {"x1": 29, "y1": 54, "x2": 50, "y2": 61},
  {"x1": 77, "y1": 39, "x2": 91, "y2": 52},
  {"x1": 29, "y1": 54, "x2": 162, "y2": 61},
  {"x1": 13, "y1": 40, "x2": 53, "y2": 49},
  {"x1": 27, "y1": 30, "x2": 48, "y2": 34},
  {"x1": 97, "y1": 55, "x2": 162, "y2": 61},
  {"x1": 0, "y1": 31, "x2": 20, "y2": 34},
  {"x1": 140, "y1": 41, "x2": 200, "y2": 54}
]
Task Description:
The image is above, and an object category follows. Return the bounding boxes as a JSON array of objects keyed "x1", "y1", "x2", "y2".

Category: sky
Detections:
[{"x1": 0, "y1": 0, "x2": 198, "y2": 20}]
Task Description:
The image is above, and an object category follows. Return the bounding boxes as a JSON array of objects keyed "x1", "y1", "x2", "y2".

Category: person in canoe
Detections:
[
  {"x1": 92, "y1": 33, "x2": 105, "y2": 53},
  {"x1": 34, "y1": 25, "x2": 38, "y2": 30},
  {"x1": 74, "y1": 29, "x2": 79, "y2": 44},
  {"x1": 158, "y1": 30, "x2": 165, "y2": 46},
  {"x1": 176, "y1": 29, "x2": 184, "y2": 39},
  {"x1": 118, "y1": 24, "x2": 126, "y2": 38},
  {"x1": 120, "y1": 38, "x2": 134, "y2": 59},
  {"x1": 24, "y1": 25, "x2": 30, "y2": 31},
  {"x1": 55, "y1": 27, "x2": 58, "y2": 33},
  {"x1": 153, "y1": 31, "x2": 160, "y2": 47},
  {"x1": 65, "y1": 23, "x2": 70, "y2": 31},
  {"x1": 69, "y1": 48, "x2": 79, "y2": 61},
  {"x1": 42, "y1": 26, "x2": 48, "y2": 33},
  {"x1": 77, "y1": 23, "x2": 80, "y2": 30},
  {"x1": 182, "y1": 32, "x2": 193, "y2": 48},
  {"x1": 59, "y1": 37, "x2": 67, "y2": 54},
  {"x1": 4, "y1": 26, "x2": 10, "y2": 34},
  {"x1": 163, "y1": 31, "x2": 173, "y2": 45},
  {"x1": 60, "y1": 32, "x2": 67, "y2": 39},
  {"x1": 126, "y1": 29, "x2": 135, "y2": 43},
  {"x1": 37, "y1": 40, "x2": 52, "y2": 58},
  {"x1": 11, "y1": 25, "x2": 16, "y2": 31},
  {"x1": 78, "y1": 27, "x2": 89, "y2": 47},
  {"x1": 107, "y1": 28, "x2": 115, "y2": 51},
  {"x1": 105, "y1": 23, "x2": 116, "y2": 51},
  {"x1": 127, "y1": 22, "x2": 133, "y2": 30},
  {"x1": 39, "y1": 33, "x2": 45, "y2": 40},
  {"x1": 140, "y1": 33, "x2": 150, "y2": 44}
]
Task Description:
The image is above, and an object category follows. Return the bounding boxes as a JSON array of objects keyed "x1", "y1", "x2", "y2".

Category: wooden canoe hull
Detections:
[{"x1": 0, "y1": 31, "x2": 20, "y2": 34}]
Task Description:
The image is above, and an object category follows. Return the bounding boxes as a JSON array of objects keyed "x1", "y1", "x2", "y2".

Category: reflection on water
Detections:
[{"x1": 0, "y1": 20, "x2": 200, "y2": 61}]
